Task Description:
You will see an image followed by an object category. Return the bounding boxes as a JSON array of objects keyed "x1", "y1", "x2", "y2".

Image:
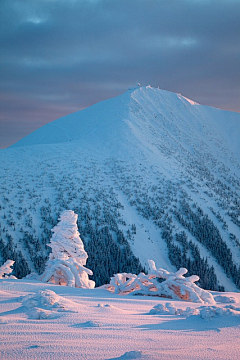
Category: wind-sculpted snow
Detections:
[{"x1": 0, "y1": 86, "x2": 240, "y2": 292}]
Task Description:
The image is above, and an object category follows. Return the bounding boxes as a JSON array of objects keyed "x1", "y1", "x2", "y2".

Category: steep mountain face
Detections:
[{"x1": 0, "y1": 86, "x2": 240, "y2": 290}]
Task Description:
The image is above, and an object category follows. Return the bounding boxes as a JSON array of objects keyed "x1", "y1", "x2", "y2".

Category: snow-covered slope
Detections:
[{"x1": 0, "y1": 86, "x2": 240, "y2": 291}]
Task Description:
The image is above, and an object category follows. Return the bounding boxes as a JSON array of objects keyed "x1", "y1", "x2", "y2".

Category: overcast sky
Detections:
[{"x1": 1, "y1": 0, "x2": 240, "y2": 148}]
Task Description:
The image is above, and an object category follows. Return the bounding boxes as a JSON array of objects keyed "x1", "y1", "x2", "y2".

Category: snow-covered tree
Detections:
[
  {"x1": 40, "y1": 210, "x2": 95, "y2": 289},
  {"x1": 0, "y1": 260, "x2": 17, "y2": 279},
  {"x1": 104, "y1": 260, "x2": 215, "y2": 304}
]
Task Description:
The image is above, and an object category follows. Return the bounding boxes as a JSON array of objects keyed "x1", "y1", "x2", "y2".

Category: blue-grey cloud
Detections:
[{"x1": 0, "y1": 0, "x2": 240, "y2": 147}]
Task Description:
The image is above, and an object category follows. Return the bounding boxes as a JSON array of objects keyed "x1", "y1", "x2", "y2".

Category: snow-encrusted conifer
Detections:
[
  {"x1": 40, "y1": 210, "x2": 95, "y2": 288},
  {"x1": 0, "y1": 260, "x2": 16, "y2": 279}
]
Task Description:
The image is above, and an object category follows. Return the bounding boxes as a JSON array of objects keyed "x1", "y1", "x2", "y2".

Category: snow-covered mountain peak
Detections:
[
  {"x1": 10, "y1": 86, "x2": 240, "y2": 161},
  {"x1": 9, "y1": 86, "x2": 201, "y2": 150},
  {"x1": 1, "y1": 86, "x2": 240, "y2": 292}
]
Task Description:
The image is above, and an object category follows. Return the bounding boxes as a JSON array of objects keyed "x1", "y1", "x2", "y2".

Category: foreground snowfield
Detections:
[{"x1": 1, "y1": 279, "x2": 240, "y2": 360}]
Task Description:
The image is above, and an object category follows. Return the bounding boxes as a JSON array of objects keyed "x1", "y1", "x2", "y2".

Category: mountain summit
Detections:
[
  {"x1": 11, "y1": 86, "x2": 240, "y2": 160},
  {"x1": 1, "y1": 86, "x2": 240, "y2": 291}
]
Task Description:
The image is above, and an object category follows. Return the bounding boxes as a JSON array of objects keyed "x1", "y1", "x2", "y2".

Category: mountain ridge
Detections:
[{"x1": 10, "y1": 86, "x2": 240, "y2": 154}]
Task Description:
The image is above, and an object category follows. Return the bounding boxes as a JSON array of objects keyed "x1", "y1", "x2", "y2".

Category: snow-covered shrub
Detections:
[
  {"x1": 0, "y1": 260, "x2": 17, "y2": 279},
  {"x1": 104, "y1": 260, "x2": 215, "y2": 304},
  {"x1": 40, "y1": 210, "x2": 95, "y2": 289}
]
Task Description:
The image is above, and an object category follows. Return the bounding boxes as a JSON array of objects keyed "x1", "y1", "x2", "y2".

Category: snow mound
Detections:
[
  {"x1": 200, "y1": 305, "x2": 240, "y2": 320},
  {"x1": 149, "y1": 302, "x2": 181, "y2": 315},
  {"x1": 149, "y1": 302, "x2": 240, "y2": 320},
  {"x1": 108, "y1": 351, "x2": 147, "y2": 359},
  {"x1": 149, "y1": 303, "x2": 240, "y2": 320},
  {"x1": 72, "y1": 320, "x2": 100, "y2": 328},
  {"x1": 26, "y1": 307, "x2": 57, "y2": 319},
  {"x1": 149, "y1": 303, "x2": 200, "y2": 317},
  {"x1": 214, "y1": 295, "x2": 237, "y2": 303},
  {"x1": 181, "y1": 307, "x2": 201, "y2": 317},
  {"x1": 97, "y1": 303, "x2": 129, "y2": 313},
  {"x1": 22, "y1": 290, "x2": 78, "y2": 319}
]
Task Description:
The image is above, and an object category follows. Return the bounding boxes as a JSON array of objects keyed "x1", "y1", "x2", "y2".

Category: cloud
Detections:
[{"x1": 0, "y1": 0, "x2": 240, "y2": 147}]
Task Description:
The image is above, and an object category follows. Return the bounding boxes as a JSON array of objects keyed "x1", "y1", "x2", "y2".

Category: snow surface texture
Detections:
[
  {"x1": 40, "y1": 210, "x2": 95, "y2": 289},
  {"x1": 105, "y1": 260, "x2": 215, "y2": 304},
  {"x1": 0, "y1": 86, "x2": 240, "y2": 291},
  {"x1": 0, "y1": 260, "x2": 16, "y2": 279},
  {"x1": 0, "y1": 278, "x2": 240, "y2": 360}
]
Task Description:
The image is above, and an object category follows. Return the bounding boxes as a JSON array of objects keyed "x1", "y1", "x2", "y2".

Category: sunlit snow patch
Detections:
[{"x1": 177, "y1": 94, "x2": 199, "y2": 106}]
